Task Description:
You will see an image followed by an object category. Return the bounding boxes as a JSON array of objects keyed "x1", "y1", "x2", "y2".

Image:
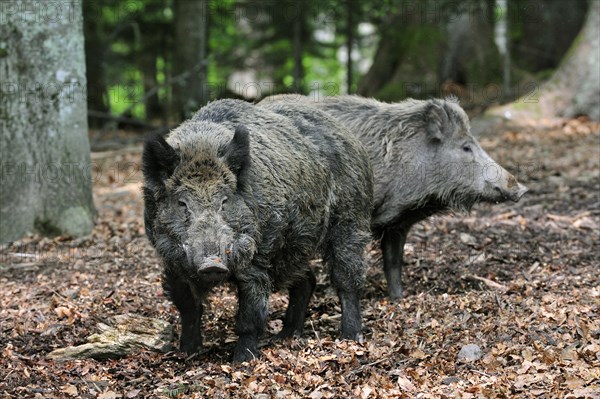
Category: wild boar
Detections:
[{"x1": 142, "y1": 99, "x2": 373, "y2": 362}]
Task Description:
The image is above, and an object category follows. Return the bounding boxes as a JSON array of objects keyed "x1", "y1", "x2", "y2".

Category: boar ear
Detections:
[
  {"x1": 425, "y1": 102, "x2": 450, "y2": 143},
  {"x1": 142, "y1": 133, "x2": 179, "y2": 187},
  {"x1": 222, "y1": 125, "x2": 251, "y2": 179}
]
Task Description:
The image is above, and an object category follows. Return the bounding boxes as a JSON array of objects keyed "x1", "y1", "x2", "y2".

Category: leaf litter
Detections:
[{"x1": 1, "y1": 118, "x2": 599, "y2": 398}]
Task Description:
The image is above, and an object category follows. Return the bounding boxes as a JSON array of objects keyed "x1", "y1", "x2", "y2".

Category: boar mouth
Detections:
[
  {"x1": 483, "y1": 186, "x2": 527, "y2": 204},
  {"x1": 196, "y1": 256, "x2": 229, "y2": 281},
  {"x1": 512, "y1": 184, "x2": 529, "y2": 202},
  {"x1": 492, "y1": 183, "x2": 528, "y2": 203}
]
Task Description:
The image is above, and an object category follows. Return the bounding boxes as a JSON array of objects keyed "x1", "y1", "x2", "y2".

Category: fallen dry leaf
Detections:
[
  {"x1": 61, "y1": 384, "x2": 78, "y2": 396},
  {"x1": 97, "y1": 391, "x2": 118, "y2": 399}
]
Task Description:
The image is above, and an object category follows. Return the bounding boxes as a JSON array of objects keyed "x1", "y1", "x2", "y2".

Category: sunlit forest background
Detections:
[{"x1": 84, "y1": 0, "x2": 590, "y2": 134}]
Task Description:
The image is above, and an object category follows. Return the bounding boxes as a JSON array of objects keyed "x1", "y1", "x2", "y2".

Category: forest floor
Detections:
[{"x1": 1, "y1": 116, "x2": 599, "y2": 399}]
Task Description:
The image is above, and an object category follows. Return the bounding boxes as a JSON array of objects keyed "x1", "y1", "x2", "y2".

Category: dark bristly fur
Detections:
[
  {"x1": 261, "y1": 94, "x2": 528, "y2": 299},
  {"x1": 142, "y1": 99, "x2": 373, "y2": 362}
]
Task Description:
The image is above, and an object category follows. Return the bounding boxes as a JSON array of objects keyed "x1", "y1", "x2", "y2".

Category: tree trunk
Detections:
[
  {"x1": 0, "y1": 0, "x2": 94, "y2": 243},
  {"x1": 357, "y1": 14, "x2": 404, "y2": 97},
  {"x1": 82, "y1": 0, "x2": 110, "y2": 127},
  {"x1": 544, "y1": 0, "x2": 599, "y2": 120},
  {"x1": 141, "y1": 51, "x2": 163, "y2": 122},
  {"x1": 494, "y1": 0, "x2": 511, "y2": 98},
  {"x1": 292, "y1": 2, "x2": 304, "y2": 93},
  {"x1": 509, "y1": 0, "x2": 588, "y2": 72},
  {"x1": 346, "y1": 0, "x2": 355, "y2": 94},
  {"x1": 139, "y1": 0, "x2": 170, "y2": 124},
  {"x1": 173, "y1": 0, "x2": 208, "y2": 120},
  {"x1": 491, "y1": 1, "x2": 599, "y2": 121},
  {"x1": 440, "y1": 1, "x2": 502, "y2": 88},
  {"x1": 359, "y1": 1, "x2": 502, "y2": 102}
]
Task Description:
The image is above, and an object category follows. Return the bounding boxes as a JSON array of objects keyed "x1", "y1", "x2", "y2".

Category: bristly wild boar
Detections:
[
  {"x1": 261, "y1": 95, "x2": 528, "y2": 299},
  {"x1": 142, "y1": 99, "x2": 373, "y2": 362},
  {"x1": 316, "y1": 96, "x2": 528, "y2": 299}
]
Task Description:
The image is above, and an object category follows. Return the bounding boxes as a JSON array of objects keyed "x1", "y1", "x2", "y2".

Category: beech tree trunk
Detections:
[
  {"x1": 509, "y1": 0, "x2": 588, "y2": 73},
  {"x1": 543, "y1": 0, "x2": 600, "y2": 120},
  {"x1": 357, "y1": 13, "x2": 404, "y2": 97},
  {"x1": 439, "y1": 1, "x2": 502, "y2": 89},
  {"x1": 0, "y1": 0, "x2": 94, "y2": 243},
  {"x1": 492, "y1": 1, "x2": 599, "y2": 121}
]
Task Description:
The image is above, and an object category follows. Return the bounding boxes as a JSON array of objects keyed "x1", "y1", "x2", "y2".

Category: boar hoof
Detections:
[
  {"x1": 179, "y1": 339, "x2": 202, "y2": 354},
  {"x1": 232, "y1": 346, "x2": 260, "y2": 363},
  {"x1": 276, "y1": 328, "x2": 303, "y2": 340},
  {"x1": 387, "y1": 286, "x2": 404, "y2": 301},
  {"x1": 341, "y1": 331, "x2": 364, "y2": 344}
]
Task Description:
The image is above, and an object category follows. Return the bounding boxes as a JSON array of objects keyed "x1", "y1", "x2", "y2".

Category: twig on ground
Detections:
[
  {"x1": 464, "y1": 275, "x2": 508, "y2": 292},
  {"x1": 345, "y1": 358, "x2": 387, "y2": 376}
]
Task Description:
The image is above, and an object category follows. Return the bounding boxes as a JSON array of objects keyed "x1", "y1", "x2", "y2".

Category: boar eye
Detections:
[
  {"x1": 178, "y1": 200, "x2": 188, "y2": 209},
  {"x1": 462, "y1": 145, "x2": 472, "y2": 153}
]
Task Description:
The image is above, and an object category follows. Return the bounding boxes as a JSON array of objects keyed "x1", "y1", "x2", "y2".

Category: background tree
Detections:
[
  {"x1": 78, "y1": 0, "x2": 594, "y2": 131},
  {"x1": 292, "y1": 0, "x2": 306, "y2": 91},
  {"x1": 509, "y1": 0, "x2": 588, "y2": 73},
  {"x1": 173, "y1": 0, "x2": 208, "y2": 119},
  {"x1": 82, "y1": 0, "x2": 176, "y2": 128},
  {"x1": 139, "y1": 0, "x2": 171, "y2": 124},
  {"x1": 343, "y1": 0, "x2": 362, "y2": 93},
  {"x1": 439, "y1": 1, "x2": 502, "y2": 91},
  {"x1": 0, "y1": 0, "x2": 94, "y2": 243},
  {"x1": 491, "y1": 0, "x2": 599, "y2": 121},
  {"x1": 358, "y1": 0, "x2": 502, "y2": 103},
  {"x1": 83, "y1": 0, "x2": 111, "y2": 126}
]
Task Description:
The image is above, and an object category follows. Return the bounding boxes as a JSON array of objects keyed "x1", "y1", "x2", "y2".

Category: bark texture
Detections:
[
  {"x1": 509, "y1": 0, "x2": 588, "y2": 72},
  {"x1": 48, "y1": 314, "x2": 173, "y2": 360},
  {"x1": 490, "y1": 1, "x2": 600, "y2": 121},
  {"x1": 548, "y1": 0, "x2": 600, "y2": 120},
  {"x1": 0, "y1": 0, "x2": 94, "y2": 243}
]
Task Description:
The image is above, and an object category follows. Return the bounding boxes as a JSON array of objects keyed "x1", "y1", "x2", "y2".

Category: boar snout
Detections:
[
  {"x1": 197, "y1": 255, "x2": 229, "y2": 280},
  {"x1": 490, "y1": 172, "x2": 528, "y2": 203},
  {"x1": 183, "y1": 242, "x2": 231, "y2": 281},
  {"x1": 512, "y1": 182, "x2": 528, "y2": 202}
]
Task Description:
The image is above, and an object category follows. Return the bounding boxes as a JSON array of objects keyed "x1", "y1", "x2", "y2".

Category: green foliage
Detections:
[
  {"x1": 107, "y1": 68, "x2": 145, "y2": 119},
  {"x1": 82, "y1": 0, "x2": 577, "y2": 124}
]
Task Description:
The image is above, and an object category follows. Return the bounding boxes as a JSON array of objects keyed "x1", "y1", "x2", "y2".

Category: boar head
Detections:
[
  {"x1": 416, "y1": 100, "x2": 528, "y2": 210},
  {"x1": 142, "y1": 125, "x2": 257, "y2": 284}
]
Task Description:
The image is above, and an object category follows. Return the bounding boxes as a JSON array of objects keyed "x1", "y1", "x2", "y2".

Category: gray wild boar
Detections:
[
  {"x1": 142, "y1": 99, "x2": 373, "y2": 362},
  {"x1": 261, "y1": 95, "x2": 528, "y2": 299}
]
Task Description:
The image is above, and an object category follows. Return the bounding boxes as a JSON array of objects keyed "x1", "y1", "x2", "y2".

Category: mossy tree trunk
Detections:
[
  {"x1": 541, "y1": 0, "x2": 600, "y2": 120},
  {"x1": 440, "y1": 0, "x2": 502, "y2": 88},
  {"x1": 491, "y1": 1, "x2": 599, "y2": 121},
  {"x1": 508, "y1": 0, "x2": 588, "y2": 73},
  {"x1": 0, "y1": 0, "x2": 94, "y2": 243}
]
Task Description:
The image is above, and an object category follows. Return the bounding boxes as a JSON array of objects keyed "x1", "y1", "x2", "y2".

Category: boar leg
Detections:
[
  {"x1": 163, "y1": 269, "x2": 204, "y2": 353},
  {"x1": 233, "y1": 279, "x2": 269, "y2": 362},
  {"x1": 278, "y1": 268, "x2": 316, "y2": 339},
  {"x1": 382, "y1": 227, "x2": 407, "y2": 300},
  {"x1": 326, "y1": 225, "x2": 367, "y2": 342}
]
